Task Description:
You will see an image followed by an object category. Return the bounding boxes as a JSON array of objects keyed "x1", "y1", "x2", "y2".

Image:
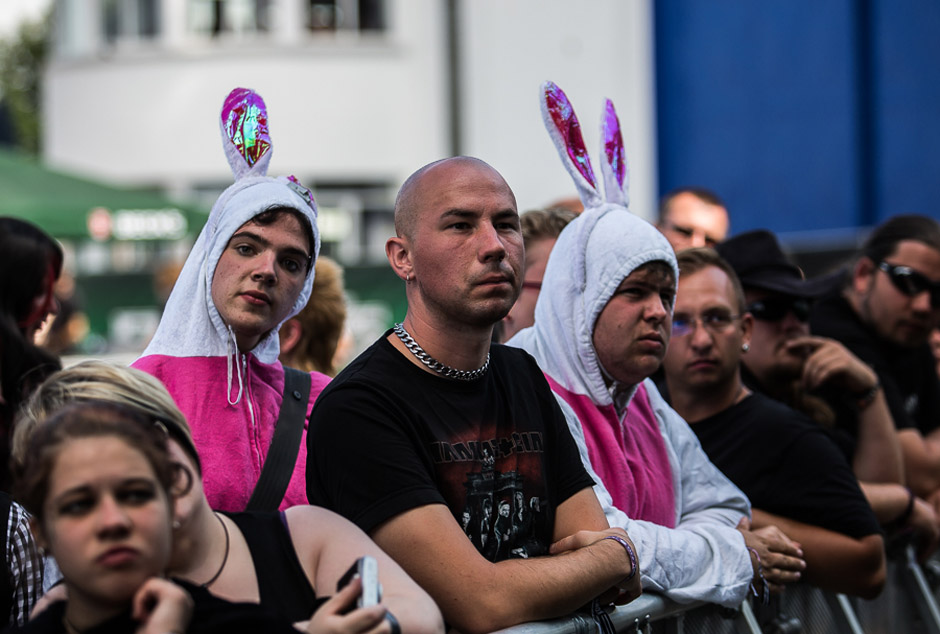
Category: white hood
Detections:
[
  {"x1": 141, "y1": 177, "x2": 319, "y2": 364},
  {"x1": 509, "y1": 203, "x2": 676, "y2": 407}
]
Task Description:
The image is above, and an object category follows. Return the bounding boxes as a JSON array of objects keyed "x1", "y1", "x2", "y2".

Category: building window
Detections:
[
  {"x1": 188, "y1": 0, "x2": 271, "y2": 36},
  {"x1": 308, "y1": 0, "x2": 385, "y2": 32},
  {"x1": 102, "y1": 0, "x2": 160, "y2": 43}
]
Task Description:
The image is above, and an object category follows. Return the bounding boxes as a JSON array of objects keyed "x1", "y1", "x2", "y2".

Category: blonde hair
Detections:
[
  {"x1": 281, "y1": 256, "x2": 347, "y2": 376},
  {"x1": 13, "y1": 361, "x2": 200, "y2": 474}
]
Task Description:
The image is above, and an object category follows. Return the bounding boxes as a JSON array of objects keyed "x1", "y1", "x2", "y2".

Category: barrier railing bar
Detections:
[
  {"x1": 737, "y1": 600, "x2": 761, "y2": 634},
  {"x1": 901, "y1": 545, "x2": 940, "y2": 634},
  {"x1": 822, "y1": 593, "x2": 865, "y2": 634},
  {"x1": 494, "y1": 546, "x2": 939, "y2": 634}
]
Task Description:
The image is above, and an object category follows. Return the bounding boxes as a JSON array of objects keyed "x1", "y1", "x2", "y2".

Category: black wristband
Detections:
[
  {"x1": 855, "y1": 381, "x2": 880, "y2": 410},
  {"x1": 384, "y1": 611, "x2": 401, "y2": 634},
  {"x1": 896, "y1": 487, "x2": 916, "y2": 526}
]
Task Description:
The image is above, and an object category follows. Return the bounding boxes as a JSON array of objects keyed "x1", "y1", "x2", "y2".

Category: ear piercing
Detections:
[{"x1": 741, "y1": 343, "x2": 750, "y2": 352}]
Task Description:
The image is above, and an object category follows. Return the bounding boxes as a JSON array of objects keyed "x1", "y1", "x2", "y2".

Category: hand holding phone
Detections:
[{"x1": 337, "y1": 555, "x2": 382, "y2": 609}]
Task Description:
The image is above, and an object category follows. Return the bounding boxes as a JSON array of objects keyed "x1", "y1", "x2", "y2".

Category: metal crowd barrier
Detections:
[{"x1": 495, "y1": 546, "x2": 940, "y2": 634}]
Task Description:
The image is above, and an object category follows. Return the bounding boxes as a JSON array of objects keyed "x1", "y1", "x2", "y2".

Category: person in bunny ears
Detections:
[
  {"x1": 307, "y1": 155, "x2": 641, "y2": 632},
  {"x1": 507, "y1": 81, "x2": 807, "y2": 607},
  {"x1": 133, "y1": 88, "x2": 331, "y2": 513}
]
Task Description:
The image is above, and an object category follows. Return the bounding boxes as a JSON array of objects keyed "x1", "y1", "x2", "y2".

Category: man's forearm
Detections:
[
  {"x1": 372, "y1": 507, "x2": 637, "y2": 634},
  {"x1": 853, "y1": 391, "x2": 904, "y2": 483},
  {"x1": 458, "y1": 532, "x2": 637, "y2": 633}
]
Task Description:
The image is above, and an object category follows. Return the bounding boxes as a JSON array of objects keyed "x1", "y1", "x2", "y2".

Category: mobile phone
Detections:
[{"x1": 337, "y1": 555, "x2": 381, "y2": 608}]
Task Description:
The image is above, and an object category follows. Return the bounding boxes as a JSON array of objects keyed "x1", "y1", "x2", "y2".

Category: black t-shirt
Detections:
[
  {"x1": 691, "y1": 393, "x2": 880, "y2": 539},
  {"x1": 2, "y1": 580, "x2": 299, "y2": 633},
  {"x1": 306, "y1": 334, "x2": 594, "y2": 561},
  {"x1": 811, "y1": 293, "x2": 940, "y2": 435},
  {"x1": 738, "y1": 364, "x2": 859, "y2": 465}
]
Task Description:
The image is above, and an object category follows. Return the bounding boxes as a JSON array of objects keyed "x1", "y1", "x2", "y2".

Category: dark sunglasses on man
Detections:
[
  {"x1": 746, "y1": 297, "x2": 812, "y2": 322},
  {"x1": 878, "y1": 261, "x2": 940, "y2": 308}
]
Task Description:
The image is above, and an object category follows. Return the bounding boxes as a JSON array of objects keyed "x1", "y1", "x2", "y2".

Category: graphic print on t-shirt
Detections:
[{"x1": 429, "y1": 425, "x2": 549, "y2": 562}]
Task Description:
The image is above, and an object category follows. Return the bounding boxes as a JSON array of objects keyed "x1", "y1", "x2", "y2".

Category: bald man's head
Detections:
[{"x1": 393, "y1": 157, "x2": 515, "y2": 241}]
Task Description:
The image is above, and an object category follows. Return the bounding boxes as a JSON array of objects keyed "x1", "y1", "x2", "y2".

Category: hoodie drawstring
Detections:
[{"x1": 226, "y1": 326, "x2": 245, "y2": 405}]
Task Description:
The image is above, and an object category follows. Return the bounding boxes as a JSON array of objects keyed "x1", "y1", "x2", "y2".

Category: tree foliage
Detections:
[{"x1": 0, "y1": 12, "x2": 50, "y2": 155}]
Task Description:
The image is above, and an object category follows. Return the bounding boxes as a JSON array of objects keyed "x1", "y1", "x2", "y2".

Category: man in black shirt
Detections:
[
  {"x1": 307, "y1": 157, "x2": 639, "y2": 633},
  {"x1": 809, "y1": 216, "x2": 940, "y2": 505},
  {"x1": 661, "y1": 248, "x2": 885, "y2": 598},
  {"x1": 716, "y1": 229, "x2": 940, "y2": 561}
]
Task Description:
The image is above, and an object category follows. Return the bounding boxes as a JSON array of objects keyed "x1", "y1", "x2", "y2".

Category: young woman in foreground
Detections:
[
  {"x1": 8, "y1": 400, "x2": 324, "y2": 633},
  {"x1": 14, "y1": 362, "x2": 442, "y2": 634}
]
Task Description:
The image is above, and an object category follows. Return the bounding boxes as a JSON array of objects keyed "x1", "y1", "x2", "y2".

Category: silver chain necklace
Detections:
[{"x1": 393, "y1": 323, "x2": 490, "y2": 381}]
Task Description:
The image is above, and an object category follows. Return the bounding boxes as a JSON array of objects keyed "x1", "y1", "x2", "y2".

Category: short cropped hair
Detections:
[
  {"x1": 676, "y1": 248, "x2": 747, "y2": 313},
  {"x1": 251, "y1": 207, "x2": 315, "y2": 273},
  {"x1": 658, "y1": 187, "x2": 725, "y2": 223},
  {"x1": 520, "y1": 207, "x2": 576, "y2": 250},
  {"x1": 861, "y1": 214, "x2": 940, "y2": 264}
]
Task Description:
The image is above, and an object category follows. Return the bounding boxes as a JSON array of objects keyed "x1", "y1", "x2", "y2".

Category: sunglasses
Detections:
[
  {"x1": 746, "y1": 297, "x2": 811, "y2": 322},
  {"x1": 878, "y1": 261, "x2": 940, "y2": 308}
]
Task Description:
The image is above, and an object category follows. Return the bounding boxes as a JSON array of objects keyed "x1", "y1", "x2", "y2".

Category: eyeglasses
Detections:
[
  {"x1": 672, "y1": 311, "x2": 741, "y2": 337},
  {"x1": 878, "y1": 261, "x2": 940, "y2": 308},
  {"x1": 746, "y1": 297, "x2": 811, "y2": 322},
  {"x1": 663, "y1": 222, "x2": 721, "y2": 247}
]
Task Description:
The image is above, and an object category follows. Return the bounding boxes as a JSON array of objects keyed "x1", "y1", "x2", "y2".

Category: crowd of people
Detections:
[{"x1": 1, "y1": 80, "x2": 940, "y2": 632}]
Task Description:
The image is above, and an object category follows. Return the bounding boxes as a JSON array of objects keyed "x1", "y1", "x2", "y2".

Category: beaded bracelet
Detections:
[
  {"x1": 603, "y1": 535, "x2": 638, "y2": 581},
  {"x1": 746, "y1": 546, "x2": 770, "y2": 606}
]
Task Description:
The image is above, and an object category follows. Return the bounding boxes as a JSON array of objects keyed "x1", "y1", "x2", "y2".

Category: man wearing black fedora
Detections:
[
  {"x1": 716, "y1": 229, "x2": 940, "y2": 560},
  {"x1": 715, "y1": 230, "x2": 893, "y2": 469}
]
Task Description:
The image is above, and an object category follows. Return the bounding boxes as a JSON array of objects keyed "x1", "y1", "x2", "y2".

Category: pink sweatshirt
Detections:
[
  {"x1": 134, "y1": 354, "x2": 329, "y2": 512},
  {"x1": 547, "y1": 377, "x2": 676, "y2": 528}
]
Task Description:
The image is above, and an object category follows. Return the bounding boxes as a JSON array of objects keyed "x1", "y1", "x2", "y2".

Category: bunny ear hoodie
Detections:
[
  {"x1": 133, "y1": 178, "x2": 330, "y2": 513},
  {"x1": 507, "y1": 204, "x2": 754, "y2": 607}
]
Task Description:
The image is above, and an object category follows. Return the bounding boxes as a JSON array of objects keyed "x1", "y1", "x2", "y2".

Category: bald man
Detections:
[{"x1": 307, "y1": 157, "x2": 640, "y2": 633}]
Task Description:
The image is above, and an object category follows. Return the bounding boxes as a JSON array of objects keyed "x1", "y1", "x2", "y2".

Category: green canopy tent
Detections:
[
  {"x1": 0, "y1": 147, "x2": 209, "y2": 351},
  {"x1": 0, "y1": 147, "x2": 207, "y2": 239}
]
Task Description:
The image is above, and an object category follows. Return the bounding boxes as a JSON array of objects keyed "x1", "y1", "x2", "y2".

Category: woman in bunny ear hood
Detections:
[
  {"x1": 134, "y1": 88, "x2": 331, "y2": 512},
  {"x1": 507, "y1": 82, "x2": 806, "y2": 607}
]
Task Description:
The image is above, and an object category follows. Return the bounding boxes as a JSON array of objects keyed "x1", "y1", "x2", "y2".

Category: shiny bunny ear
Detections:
[
  {"x1": 219, "y1": 87, "x2": 272, "y2": 180},
  {"x1": 540, "y1": 81, "x2": 603, "y2": 209},
  {"x1": 599, "y1": 99, "x2": 629, "y2": 208}
]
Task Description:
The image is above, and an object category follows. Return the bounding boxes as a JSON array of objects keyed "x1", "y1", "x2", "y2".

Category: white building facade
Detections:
[
  {"x1": 43, "y1": 0, "x2": 656, "y2": 351},
  {"x1": 46, "y1": 0, "x2": 657, "y2": 259}
]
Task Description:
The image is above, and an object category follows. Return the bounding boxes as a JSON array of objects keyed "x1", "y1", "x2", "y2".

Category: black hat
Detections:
[{"x1": 714, "y1": 230, "x2": 832, "y2": 298}]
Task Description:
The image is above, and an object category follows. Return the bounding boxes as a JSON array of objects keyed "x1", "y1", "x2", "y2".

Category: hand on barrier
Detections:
[
  {"x1": 550, "y1": 528, "x2": 642, "y2": 605},
  {"x1": 737, "y1": 517, "x2": 805, "y2": 595}
]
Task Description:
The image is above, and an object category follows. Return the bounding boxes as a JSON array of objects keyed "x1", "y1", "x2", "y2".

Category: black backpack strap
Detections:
[{"x1": 245, "y1": 367, "x2": 311, "y2": 512}]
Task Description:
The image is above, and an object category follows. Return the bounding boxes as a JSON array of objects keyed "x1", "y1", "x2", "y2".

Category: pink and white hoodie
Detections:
[
  {"x1": 134, "y1": 88, "x2": 329, "y2": 512},
  {"x1": 508, "y1": 82, "x2": 753, "y2": 607}
]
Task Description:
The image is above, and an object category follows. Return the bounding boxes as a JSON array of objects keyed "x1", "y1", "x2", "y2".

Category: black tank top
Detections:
[{"x1": 225, "y1": 511, "x2": 326, "y2": 622}]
